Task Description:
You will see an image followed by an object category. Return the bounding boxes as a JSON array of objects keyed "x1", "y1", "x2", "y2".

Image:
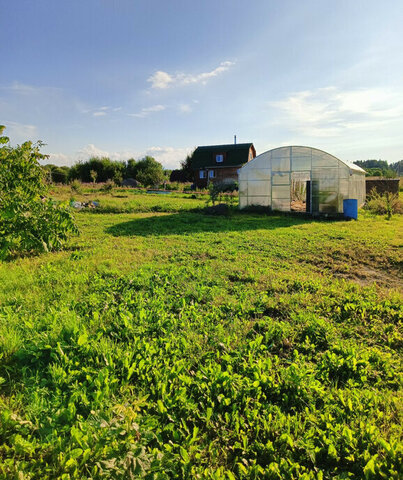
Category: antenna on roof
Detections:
[{"x1": 234, "y1": 135, "x2": 237, "y2": 145}]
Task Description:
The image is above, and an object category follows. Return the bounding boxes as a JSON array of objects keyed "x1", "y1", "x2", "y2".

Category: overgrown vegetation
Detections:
[
  {"x1": 208, "y1": 180, "x2": 238, "y2": 206},
  {"x1": 0, "y1": 188, "x2": 402, "y2": 478},
  {"x1": 364, "y1": 190, "x2": 403, "y2": 219},
  {"x1": 0, "y1": 126, "x2": 78, "y2": 259}
]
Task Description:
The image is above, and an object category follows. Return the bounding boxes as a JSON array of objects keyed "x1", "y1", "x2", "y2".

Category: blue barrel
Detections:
[{"x1": 343, "y1": 199, "x2": 358, "y2": 219}]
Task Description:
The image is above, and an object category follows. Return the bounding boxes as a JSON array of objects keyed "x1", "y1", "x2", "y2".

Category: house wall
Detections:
[
  {"x1": 194, "y1": 167, "x2": 239, "y2": 188},
  {"x1": 193, "y1": 145, "x2": 256, "y2": 189}
]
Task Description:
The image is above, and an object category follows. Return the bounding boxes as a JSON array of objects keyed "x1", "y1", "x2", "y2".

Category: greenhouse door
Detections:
[{"x1": 291, "y1": 171, "x2": 311, "y2": 213}]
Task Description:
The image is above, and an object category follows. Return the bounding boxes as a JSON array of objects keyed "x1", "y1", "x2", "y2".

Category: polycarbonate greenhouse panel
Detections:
[
  {"x1": 238, "y1": 146, "x2": 366, "y2": 213},
  {"x1": 238, "y1": 181, "x2": 248, "y2": 197},
  {"x1": 272, "y1": 185, "x2": 290, "y2": 199},
  {"x1": 239, "y1": 195, "x2": 248, "y2": 209},
  {"x1": 249, "y1": 152, "x2": 270, "y2": 168},
  {"x1": 272, "y1": 199, "x2": 290, "y2": 211},
  {"x1": 246, "y1": 168, "x2": 271, "y2": 181},
  {"x1": 339, "y1": 179, "x2": 349, "y2": 196},
  {"x1": 272, "y1": 172, "x2": 290, "y2": 185},
  {"x1": 291, "y1": 156, "x2": 312, "y2": 171},
  {"x1": 248, "y1": 196, "x2": 271, "y2": 207},
  {"x1": 247, "y1": 180, "x2": 269, "y2": 196},
  {"x1": 312, "y1": 152, "x2": 339, "y2": 168},
  {"x1": 271, "y1": 157, "x2": 290, "y2": 172}
]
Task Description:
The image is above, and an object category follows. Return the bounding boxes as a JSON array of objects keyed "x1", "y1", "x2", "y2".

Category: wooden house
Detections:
[{"x1": 191, "y1": 143, "x2": 256, "y2": 188}]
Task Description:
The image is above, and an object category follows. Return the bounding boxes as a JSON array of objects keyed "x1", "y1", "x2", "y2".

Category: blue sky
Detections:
[{"x1": 1, "y1": 0, "x2": 402, "y2": 168}]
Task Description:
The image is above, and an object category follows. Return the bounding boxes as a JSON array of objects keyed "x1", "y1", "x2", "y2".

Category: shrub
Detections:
[
  {"x1": 133, "y1": 156, "x2": 165, "y2": 187},
  {"x1": 0, "y1": 126, "x2": 78, "y2": 259},
  {"x1": 208, "y1": 180, "x2": 238, "y2": 206},
  {"x1": 70, "y1": 179, "x2": 83, "y2": 194},
  {"x1": 100, "y1": 180, "x2": 115, "y2": 193},
  {"x1": 364, "y1": 190, "x2": 402, "y2": 219},
  {"x1": 163, "y1": 182, "x2": 180, "y2": 191}
]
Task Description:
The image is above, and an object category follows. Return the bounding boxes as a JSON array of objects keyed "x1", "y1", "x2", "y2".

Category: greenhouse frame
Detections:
[{"x1": 238, "y1": 146, "x2": 366, "y2": 214}]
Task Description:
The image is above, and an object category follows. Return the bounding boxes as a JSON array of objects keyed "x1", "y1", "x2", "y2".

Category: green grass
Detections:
[
  {"x1": 51, "y1": 184, "x2": 210, "y2": 214},
  {"x1": 0, "y1": 194, "x2": 402, "y2": 479}
]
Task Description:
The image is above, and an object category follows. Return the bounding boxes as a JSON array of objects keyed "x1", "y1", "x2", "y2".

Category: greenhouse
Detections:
[{"x1": 238, "y1": 146, "x2": 366, "y2": 214}]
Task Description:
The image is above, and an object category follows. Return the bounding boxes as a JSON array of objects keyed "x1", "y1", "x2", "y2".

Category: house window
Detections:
[
  {"x1": 199, "y1": 170, "x2": 206, "y2": 179},
  {"x1": 208, "y1": 170, "x2": 215, "y2": 179},
  {"x1": 216, "y1": 154, "x2": 224, "y2": 163}
]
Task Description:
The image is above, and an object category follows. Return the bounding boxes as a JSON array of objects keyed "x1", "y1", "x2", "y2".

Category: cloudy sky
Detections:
[{"x1": 1, "y1": 0, "x2": 402, "y2": 168}]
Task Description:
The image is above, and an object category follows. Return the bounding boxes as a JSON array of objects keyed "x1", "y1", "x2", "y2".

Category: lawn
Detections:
[{"x1": 0, "y1": 193, "x2": 402, "y2": 479}]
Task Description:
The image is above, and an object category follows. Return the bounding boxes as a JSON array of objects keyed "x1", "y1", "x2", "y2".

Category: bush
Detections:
[
  {"x1": 364, "y1": 190, "x2": 402, "y2": 219},
  {"x1": 163, "y1": 182, "x2": 181, "y2": 191},
  {"x1": 132, "y1": 156, "x2": 165, "y2": 187},
  {"x1": 0, "y1": 126, "x2": 78, "y2": 259},
  {"x1": 100, "y1": 180, "x2": 115, "y2": 193},
  {"x1": 208, "y1": 180, "x2": 238, "y2": 206},
  {"x1": 70, "y1": 179, "x2": 83, "y2": 194}
]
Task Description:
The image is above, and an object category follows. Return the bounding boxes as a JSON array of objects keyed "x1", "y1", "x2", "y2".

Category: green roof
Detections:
[{"x1": 191, "y1": 143, "x2": 255, "y2": 169}]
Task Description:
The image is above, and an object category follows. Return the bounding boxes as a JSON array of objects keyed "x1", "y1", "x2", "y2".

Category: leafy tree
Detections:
[
  {"x1": 131, "y1": 156, "x2": 165, "y2": 187},
  {"x1": 354, "y1": 159, "x2": 389, "y2": 170},
  {"x1": 69, "y1": 157, "x2": 125, "y2": 183},
  {"x1": 0, "y1": 126, "x2": 78, "y2": 259},
  {"x1": 180, "y1": 150, "x2": 195, "y2": 182},
  {"x1": 389, "y1": 160, "x2": 402, "y2": 176},
  {"x1": 354, "y1": 159, "x2": 397, "y2": 178},
  {"x1": 125, "y1": 158, "x2": 137, "y2": 179},
  {"x1": 42, "y1": 164, "x2": 70, "y2": 184}
]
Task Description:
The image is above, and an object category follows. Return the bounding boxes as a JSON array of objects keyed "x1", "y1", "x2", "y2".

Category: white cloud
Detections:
[
  {"x1": 47, "y1": 152, "x2": 72, "y2": 165},
  {"x1": 128, "y1": 104, "x2": 166, "y2": 118},
  {"x1": 3, "y1": 82, "x2": 62, "y2": 97},
  {"x1": 144, "y1": 146, "x2": 194, "y2": 169},
  {"x1": 4, "y1": 121, "x2": 38, "y2": 142},
  {"x1": 148, "y1": 71, "x2": 174, "y2": 89},
  {"x1": 270, "y1": 86, "x2": 403, "y2": 138},
  {"x1": 93, "y1": 111, "x2": 107, "y2": 117},
  {"x1": 178, "y1": 104, "x2": 192, "y2": 114},
  {"x1": 77, "y1": 144, "x2": 111, "y2": 159},
  {"x1": 148, "y1": 61, "x2": 235, "y2": 89}
]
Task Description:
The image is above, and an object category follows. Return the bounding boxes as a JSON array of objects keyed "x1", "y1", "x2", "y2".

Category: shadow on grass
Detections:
[{"x1": 106, "y1": 210, "x2": 317, "y2": 237}]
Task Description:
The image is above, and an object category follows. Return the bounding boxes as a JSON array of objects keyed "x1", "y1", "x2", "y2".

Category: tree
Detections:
[
  {"x1": 354, "y1": 159, "x2": 397, "y2": 178},
  {"x1": 0, "y1": 126, "x2": 78, "y2": 259},
  {"x1": 69, "y1": 157, "x2": 126, "y2": 183},
  {"x1": 180, "y1": 150, "x2": 195, "y2": 182},
  {"x1": 125, "y1": 158, "x2": 137, "y2": 179},
  {"x1": 90, "y1": 169, "x2": 98, "y2": 184},
  {"x1": 132, "y1": 156, "x2": 165, "y2": 187}
]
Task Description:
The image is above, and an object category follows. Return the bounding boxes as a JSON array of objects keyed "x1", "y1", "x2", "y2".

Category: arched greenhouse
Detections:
[{"x1": 238, "y1": 146, "x2": 366, "y2": 214}]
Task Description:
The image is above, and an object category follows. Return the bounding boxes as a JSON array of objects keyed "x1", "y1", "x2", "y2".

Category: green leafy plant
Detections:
[
  {"x1": 364, "y1": 189, "x2": 402, "y2": 218},
  {"x1": 70, "y1": 179, "x2": 83, "y2": 194},
  {"x1": 0, "y1": 126, "x2": 78, "y2": 259},
  {"x1": 100, "y1": 180, "x2": 115, "y2": 193},
  {"x1": 208, "y1": 181, "x2": 238, "y2": 206}
]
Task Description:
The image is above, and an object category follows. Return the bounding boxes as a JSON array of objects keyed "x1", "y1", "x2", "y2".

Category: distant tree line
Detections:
[
  {"x1": 43, "y1": 156, "x2": 167, "y2": 187},
  {"x1": 354, "y1": 159, "x2": 402, "y2": 178}
]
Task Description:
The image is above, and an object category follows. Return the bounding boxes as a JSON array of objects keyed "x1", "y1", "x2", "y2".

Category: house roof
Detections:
[{"x1": 191, "y1": 143, "x2": 255, "y2": 169}]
